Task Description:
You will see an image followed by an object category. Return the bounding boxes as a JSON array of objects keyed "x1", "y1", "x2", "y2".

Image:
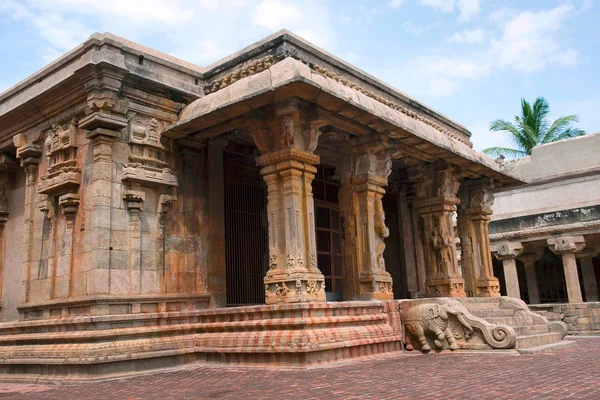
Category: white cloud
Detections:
[
  {"x1": 384, "y1": 4, "x2": 580, "y2": 99},
  {"x1": 252, "y1": 0, "x2": 303, "y2": 30},
  {"x1": 388, "y1": 0, "x2": 405, "y2": 8},
  {"x1": 457, "y1": 0, "x2": 480, "y2": 21},
  {"x1": 0, "y1": 0, "x2": 337, "y2": 69},
  {"x1": 446, "y1": 28, "x2": 485, "y2": 44},
  {"x1": 490, "y1": 4, "x2": 577, "y2": 73},
  {"x1": 418, "y1": 0, "x2": 479, "y2": 21},
  {"x1": 402, "y1": 21, "x2": 440, "y2": 35},
  {"x1": 418, "y1": 0, "x2": 454, "y2": 13}
]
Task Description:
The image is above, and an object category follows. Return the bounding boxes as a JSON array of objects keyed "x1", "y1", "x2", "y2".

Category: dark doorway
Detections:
[
  {"x1": 223, "y1": 142, "x2": 268, "y2": 306},
  {"x1": 382, "y1": 192, "x2": 408, "y2": 299},
  {"x1": 312, "y1": 166, "x2": 343, "y2": 301}
]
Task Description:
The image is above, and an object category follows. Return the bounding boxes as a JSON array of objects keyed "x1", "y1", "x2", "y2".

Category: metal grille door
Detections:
[
  {"x1": 223, "y1": 147, "x2": 268, "y2": 306},
  {"x1": 312, "y1": 166, "x2": 343, "y2": 300}
]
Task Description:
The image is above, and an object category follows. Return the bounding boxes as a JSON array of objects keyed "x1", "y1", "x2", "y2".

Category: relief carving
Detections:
[
  {"x1": 38, "y1": 118, "x2": 81, "y2": 196},
  {"x1": 123, "y1": 113, "x2": 178, "y2": 188},
  {"x1": 403, "y1": 299, "x2": 516, "y2": 351}
]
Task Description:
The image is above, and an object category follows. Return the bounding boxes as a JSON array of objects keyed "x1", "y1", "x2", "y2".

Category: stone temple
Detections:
[{"x1": 0, "y1": 31, "x2": 581, "y2": 380}]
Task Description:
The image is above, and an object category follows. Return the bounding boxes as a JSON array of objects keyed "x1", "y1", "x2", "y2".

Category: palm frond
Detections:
[
  {"x1": 532, "y1": 97, "x2": 550, "y2": 141},
  {"x1": 542, "y1": 115, "x2": 581, "y2": 144},
  {"x1": 482, "y1": 146, "x2": 528, "y2": 158},
  {"x1": 553, "y1": 128, "x2": 586, "y2": 141}
]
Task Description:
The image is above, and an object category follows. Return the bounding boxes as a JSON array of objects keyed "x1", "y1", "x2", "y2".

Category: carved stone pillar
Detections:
[
  {"x1": 413, "y1": 162, "x2": 465, "y2": 297},
  {"x1": 13, "y1": 133, "x2": 43, "y2": 303},
  {"x1": 252, "y1": 101, "x2": 326, "y2": 303},
  {"x1": 492, "y1": 241, "x2": 523, "y2": 299},
  {"x1": 457, "y1": 179, "x2": 500, "y2": 297},
  {"x1": 548, "y1": 236, "x2": 586, "y2": 303},
  {"x1": 340, "y1": 137, "x2": 394, "y2": 300},
  {"x1": 578, "y1": 250, "x2": 599, "y2": 302},
  {"x1": 519, "y1": 253, "x2": 542, "y2": 304}
]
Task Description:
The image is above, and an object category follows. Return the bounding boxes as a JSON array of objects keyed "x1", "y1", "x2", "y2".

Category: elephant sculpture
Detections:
[{"x1": 404, "y1": 299, "x2": 473, "y2": 351}]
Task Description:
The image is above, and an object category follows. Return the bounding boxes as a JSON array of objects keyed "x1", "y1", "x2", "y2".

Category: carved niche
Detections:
[
  {"x1": 122, "y1": 112, "x2": 178, "y2": 187},
  {"x1": 38, "y1": 119, "x2": 81, "y2": 196}
]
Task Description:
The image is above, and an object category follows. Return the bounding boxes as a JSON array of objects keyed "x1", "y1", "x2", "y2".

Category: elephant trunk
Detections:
[{"x1": 455, "y1": 312, "x2": 473, "y2": 334}]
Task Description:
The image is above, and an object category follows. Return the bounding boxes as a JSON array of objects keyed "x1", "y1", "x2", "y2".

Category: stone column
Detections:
[
  {"x1": 413, "y1": 162, "x2": 465, "y2": 297},
  {"x1": 547, "y1": 236, "x2": 585, "y2": 303},
  {"x1": 340, "y1": 137, "x2": 394, "y2": 300},
  {"x1": 492, "y1": 241, "x2": 523, "y2": 299},
  {"x1": 251, "y1": 101, "x2": 326, "y2": 304},
  {"x1": 76, "y1": 62, "x2": 128, "y2": 296},
  {"x1": 13, "y1": 133, "x2": 43, "y2": 303},
  {"x1": 579, "y1": 252, "x2": 599, "y2": 302},
  {"x1": 123, "y1": 191, "x2": 144, "y2": 294},
  {"x1": 519, "y1": 253, "x2": 541, "y2": 304},
  {"x1": 457, "y1": 178, "x2": 500, "y2": 297}
]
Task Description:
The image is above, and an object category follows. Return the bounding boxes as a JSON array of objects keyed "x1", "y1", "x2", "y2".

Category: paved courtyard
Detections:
[{"x1": 0, "y1": 337, "x2": 598, "y2": 400}]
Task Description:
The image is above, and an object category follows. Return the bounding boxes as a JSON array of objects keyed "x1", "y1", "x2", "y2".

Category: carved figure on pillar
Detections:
[
  {"x1": 340, "y1": 136, "x2": 394, "y2": 300},
  {"x1": 251, "y1": 99, "x2": 327, "y2": 304},
  {"x1": 413, "y1": 162, "x2": 465, "y2": 297},
  {"x1": 457, "y1": 178, "x2": 500, "y2": 297}
]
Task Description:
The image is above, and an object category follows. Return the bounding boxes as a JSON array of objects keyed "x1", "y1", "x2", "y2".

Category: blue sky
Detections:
[{"x1": 0, "y1": 0, "x2": 597, "y2": 152}]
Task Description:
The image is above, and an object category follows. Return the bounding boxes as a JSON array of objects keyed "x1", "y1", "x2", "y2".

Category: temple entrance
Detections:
[
  {"x1": 312, "y1": 166, "x2": 343, "y2": 301},
  {"x1": 223, "y1": 142, "x2": 268, "y2": 306}
]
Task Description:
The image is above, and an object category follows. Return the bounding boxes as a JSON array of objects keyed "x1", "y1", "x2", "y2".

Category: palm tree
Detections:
[{"x1": 483, "y1": 97, "x2": 585, "y2": 158}]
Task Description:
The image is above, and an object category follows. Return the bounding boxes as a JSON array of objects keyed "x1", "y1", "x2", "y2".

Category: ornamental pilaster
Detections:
[
  {"x1": 252, "y1": 100, "x2": 327, "y2": 304},
  {"x1": 547, "y1": 236, "x2": 586, "y2": 303},
  {"x1": 491, "y1": 241, "x2": 524, "y2": 299},
  {"x1": 457, "y1": 178, "x2": 500, "y2": 297},
  {"x1": 13, "y1": 132, "x2": 43, "y2": 303},
  {"x1": 413, "y1": 162, "x2": 465, "y2": 297},
  {"x1": 341, "y1": 136, "x2": 394, "y2": 300}
]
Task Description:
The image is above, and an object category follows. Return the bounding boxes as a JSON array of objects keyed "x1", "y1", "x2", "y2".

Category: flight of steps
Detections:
[{"x1": 459, "y1": 297, "x2": 576, "y2": 354}]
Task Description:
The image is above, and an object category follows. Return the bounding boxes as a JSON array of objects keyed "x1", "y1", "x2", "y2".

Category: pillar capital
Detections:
[
  {"x1": 547, "y1": 236, "x2": 585, "y2": 255},
  {"x1": 459, "y1": 177, "x2": 495, "y2": 217},
  {"x1": 250, "y1": 99, "x2": 327, "y2": 157},
  {"x1": 412, "y1": 161, "x2": 461, "y2": 211},
  {"x1": 492, "y1": 241, "x2": 524, "y2": 260},
  {"x1": 13, "y1": 132, "x2": 43, "y2": 167},
  {"x1": 518, "y1": 251, "x2": 543, "y2": 264}
]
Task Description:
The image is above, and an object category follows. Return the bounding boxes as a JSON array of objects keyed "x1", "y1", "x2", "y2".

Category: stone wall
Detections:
[{"x1": 529, "y1": 303, "x2": 600, "y2": 335}]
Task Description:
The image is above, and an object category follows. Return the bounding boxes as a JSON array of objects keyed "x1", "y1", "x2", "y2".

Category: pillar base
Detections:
[
  {"x1": 358, "y1": 271, "x2": 394, "y2": 300},
  {"x1": 264, "y1": 268, "x2": 326, "y2": 304},
  {"x1": 475, "y1": 278, "x2": 501, "y2": 297},
  {"x1": 425, "y1": 276, "x2": 466, "y2": 297}
]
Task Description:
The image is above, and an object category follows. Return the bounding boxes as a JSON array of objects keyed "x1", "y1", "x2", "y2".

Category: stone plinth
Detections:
[{"x1": 0, "y1": 301, "x2": 402, "y2": 381}]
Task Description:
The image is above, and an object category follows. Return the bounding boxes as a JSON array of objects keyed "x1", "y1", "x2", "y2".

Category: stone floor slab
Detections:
[{"x1": 0, "y1": 337, "x2": 598, "y2": 399}]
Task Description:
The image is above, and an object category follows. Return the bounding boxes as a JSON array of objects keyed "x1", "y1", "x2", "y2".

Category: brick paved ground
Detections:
[{"x1": 0, "y1": 337, "x2": 598, "y2": 400}]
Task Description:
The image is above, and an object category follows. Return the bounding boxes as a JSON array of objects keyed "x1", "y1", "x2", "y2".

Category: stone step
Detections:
[
  {"x1": 482, "y1": 316, "x2": 534, "y2": 326},
  {"x1": 0, "y1": 301, "x2": 387, "y2": 335},
  {"x1": 0, "y1": 313, "x2": 391, "y2": 344},
  {"x1": 514, "y1": 325, "x2": 550, "y2": 335},
  {"x1": 518, "y1": 340, "x2": 577, "y2": 354},
  {"x1": 516, "y1": 332, "x2": 563, "y2": 349}
]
